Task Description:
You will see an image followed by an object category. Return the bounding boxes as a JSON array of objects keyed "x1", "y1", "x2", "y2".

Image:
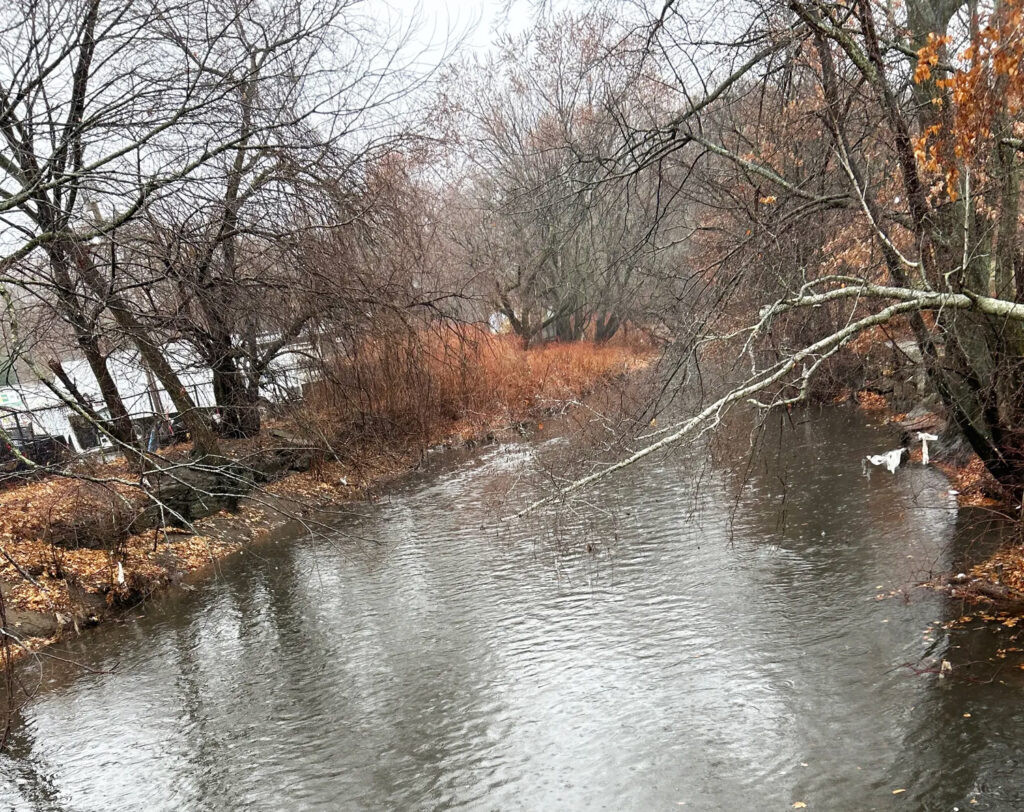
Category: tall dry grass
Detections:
[{"x1": 307, "y1": 324, "x2": 646, "y2": 452}]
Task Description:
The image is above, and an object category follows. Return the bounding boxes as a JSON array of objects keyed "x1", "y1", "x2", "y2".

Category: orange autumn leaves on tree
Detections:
[{"x1": 914, "y1": 1, "x2": 1024, "y2": 199}]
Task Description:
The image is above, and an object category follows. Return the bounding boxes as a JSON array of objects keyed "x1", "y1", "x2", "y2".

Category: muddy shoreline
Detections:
[
  {"x1": 0, "y1": 383, "x2": 626, "y2": 667},
  {"x1": 0, "y1": 338, "x2": 658, "y2": 668},
  {"x1": 10, "y1": 370, "x2": 1024, "y2": 670}
]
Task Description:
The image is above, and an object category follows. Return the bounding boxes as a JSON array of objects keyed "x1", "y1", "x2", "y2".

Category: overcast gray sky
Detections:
[{"x1": 407, "y1": 0, "x2": 535, "y2": 53}]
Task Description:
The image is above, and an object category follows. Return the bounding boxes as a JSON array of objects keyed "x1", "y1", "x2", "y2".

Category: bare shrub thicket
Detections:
[{"x1": 305, "y1": 322, "x2": 647, "y2": 456}]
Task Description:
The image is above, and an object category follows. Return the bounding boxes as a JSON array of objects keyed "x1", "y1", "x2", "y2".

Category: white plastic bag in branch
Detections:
[
  {"x1": 866, "y1": 448, "x2": 905, "y2": 473},
  {"x1": 917, "y1": 432, "x2": 938, "y2": 465}
]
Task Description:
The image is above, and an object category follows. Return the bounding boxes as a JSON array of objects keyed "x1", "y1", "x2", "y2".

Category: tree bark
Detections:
[
  {"x1": 68, "y1": 241, "x2": 220, "y2": 456},
  {"x1": 208, "y1": 332, "x2": 261, "y2": 437},
  {"x1": 46, "y1": 243, "x2": 137, "y2": 449}
]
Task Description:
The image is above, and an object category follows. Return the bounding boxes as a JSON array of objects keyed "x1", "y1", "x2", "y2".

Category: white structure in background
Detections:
[
  {"x1": 865, "y1": 447, "x2": 905, "y2": 474},
  {"x1": 0, "y1": 341, "x2": 313, "y2": 453},
  {"x1": 917, "y1": 432, "x2": 939, "y2": 465},
  {"x1": 488, "y1": 312, "x2": 511, "y2": 334}
]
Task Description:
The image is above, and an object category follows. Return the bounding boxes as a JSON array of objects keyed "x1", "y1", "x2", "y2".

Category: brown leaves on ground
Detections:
[
  {"x1": 934, "y1": 456, "x2": 1002, "y2": 507},
  {"x1": 0, "y1": 474, "x2": 141, "y2": 544},
  {"x1": 0, "y1": 529, "x2": 242, "y2": 615},
  {"x1": 829, "y1": 387, "x2": 853, "y2": 405},
  {"x1": 972, "y1": 546, "x2": 1024, "y2": 595},
  {"x1": 854, "y1": 389, "x2": 889, "y2": 412}
]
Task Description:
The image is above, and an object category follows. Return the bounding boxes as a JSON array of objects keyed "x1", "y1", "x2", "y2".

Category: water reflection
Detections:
[{"x1": 1, "y1": 407, "x2": 1023, "y2": 810}]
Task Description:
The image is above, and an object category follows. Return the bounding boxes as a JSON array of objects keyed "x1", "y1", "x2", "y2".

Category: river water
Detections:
[{"x1": 2, "y1": 408, "x2": 1023, "y2": 810}]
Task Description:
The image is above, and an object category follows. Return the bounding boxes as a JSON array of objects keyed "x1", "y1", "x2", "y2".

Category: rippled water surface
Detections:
[{"x1": 2, "y1": 409, "x2": 1024, "y2": 810}]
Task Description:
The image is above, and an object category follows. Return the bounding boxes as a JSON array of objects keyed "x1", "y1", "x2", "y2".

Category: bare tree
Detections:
[
  {"x1": 443, "y1": 10, "x2": 686, "y2": 345},
  {"x1": 510, "y1": 0, "x2": 1024, "y2": 509}
]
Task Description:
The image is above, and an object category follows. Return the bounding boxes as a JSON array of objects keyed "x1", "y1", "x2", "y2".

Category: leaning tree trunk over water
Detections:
[
  {"x1": 47, "y1": 244, "x2": 137, "y2": 448},
  {"x1": 69, "y1": 241, "x2": 219, "y2": 456},
  {"x1": 797, "y1": 0, "x2": 1024, "y2": 493}
]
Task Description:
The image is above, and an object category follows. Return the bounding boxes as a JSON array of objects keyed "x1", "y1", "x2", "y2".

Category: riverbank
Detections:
[
  {"x1": 850, "y1": 389, "x2": 1002, "y2": 508},
  {"x1": 847, "y1": 386, "x2": 1024, "y2": 614},
  {"x1": 0, "y1": 336, "x2": 653, "y2": 663},
  {"x1": 5, "y1": 404, "x2": 1017, "y2": 811}
]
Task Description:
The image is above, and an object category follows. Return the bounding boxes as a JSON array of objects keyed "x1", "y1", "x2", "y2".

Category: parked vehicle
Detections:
[{"x1": 0, "y1": 424, "x2": 69, "y2": 471}]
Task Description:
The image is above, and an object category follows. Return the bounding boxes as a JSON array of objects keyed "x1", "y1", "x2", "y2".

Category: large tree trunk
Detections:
[
  {"x1": 47, "y1": 244, "x2": 137, "y2": 449},
  {"x1": 595, "y1": 312, "x2": 621, "y2": 343},
  {"x1": 879, "y1": 0, "x2": 1024, "y2": 493},
  {"x1": 67, "y1": 241, "x2": 220, "y2": 456},
  {"x1": 805, "y1": 1, "x2": 1015, "y2": 488},
  {"x1": 208, "y1": 332, "x2": 261, "y2": 437},
  {"x1": 555, "y1": 312, "x2": 574, "y2": 342}
]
